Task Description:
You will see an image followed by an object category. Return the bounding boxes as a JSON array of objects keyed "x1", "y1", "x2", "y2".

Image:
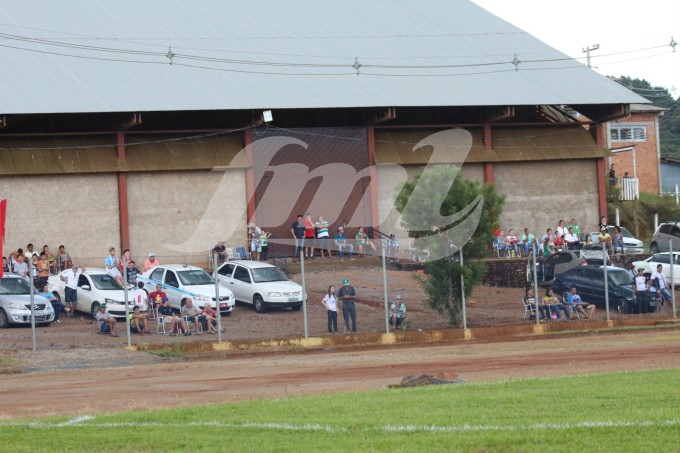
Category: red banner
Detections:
[{"x1": 0, "y1": 199, "x2": 6, "y2": 279}]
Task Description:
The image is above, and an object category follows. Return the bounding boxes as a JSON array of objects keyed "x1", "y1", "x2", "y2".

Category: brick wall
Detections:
[{"x1": 610, "y1": 112, "x2": 660, "y2": 194}]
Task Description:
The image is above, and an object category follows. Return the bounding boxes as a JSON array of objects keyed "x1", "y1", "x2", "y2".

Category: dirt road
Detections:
[{"x1": 2, "y1": 329, "x2": 679, "y2": 420}]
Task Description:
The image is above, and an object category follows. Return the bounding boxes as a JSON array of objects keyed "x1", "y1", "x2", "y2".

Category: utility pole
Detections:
[{"x1": 582, "y1": 44, "x2": 600, "y2": 68}]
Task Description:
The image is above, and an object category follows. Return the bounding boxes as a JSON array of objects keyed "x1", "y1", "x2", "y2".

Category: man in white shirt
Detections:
[
  {"x1": 563, "y1": 227, "x2": 580, "y2": 250},
  {"x1": 60, "y1": 263, "x2": 85, "y2": 317},
  {"x1": 650, "y1": 264, "x2": 672, "y2": 303},
  {"x1": 12, "y1": 257, "x2": 29, "y2": 279}
]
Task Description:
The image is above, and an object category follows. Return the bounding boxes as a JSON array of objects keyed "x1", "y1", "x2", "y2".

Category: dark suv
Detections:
[
  {"x1": 650, "y1": 222, "x2": 680, "y2": 253},
  {"x1": 551, "y1": 266, "x2": 636, "y2": 314}
]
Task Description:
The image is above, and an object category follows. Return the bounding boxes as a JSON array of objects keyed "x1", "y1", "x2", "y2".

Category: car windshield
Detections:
[
  {"x1": 90, "y1": 274, "x2": 123, "y2": 291},
  {"x1": 0, "y1": 278, "x2": 33, "y2": 295},
  {"x1": 609, "y1": 271, "x2": 632, "y2": 286},
  {"x1": 251, "y1": 267, "x2": 289, "y2": 283},
  {"x1": 177, "y1": 270, "x2": 214, "y2": 286}
]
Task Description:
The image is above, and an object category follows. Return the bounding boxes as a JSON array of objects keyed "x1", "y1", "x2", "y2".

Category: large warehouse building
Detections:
[{"x1": 0, "y1": 0, "x2": 647, "y2": 264}]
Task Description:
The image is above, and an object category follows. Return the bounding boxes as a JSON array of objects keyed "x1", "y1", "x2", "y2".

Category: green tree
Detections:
[
  {"x1": 394, "y1": 165, "x2": 504, "y2": 325},
  {"x1": 616, "y1": 76, "x2": 680, "y2": 157}
]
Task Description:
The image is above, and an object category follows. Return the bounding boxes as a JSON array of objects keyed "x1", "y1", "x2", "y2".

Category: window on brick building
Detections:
[{"x1": 610, "y1": 125, "x2": 647, "y2": 142}]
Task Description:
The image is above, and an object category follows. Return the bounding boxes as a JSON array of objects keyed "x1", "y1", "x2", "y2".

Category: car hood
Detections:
[
  {"x1": 255, "y1": 281, "x2": 303, "y2": 292},
  {"x1": 184, "y1": 284, "x2": 234, "y2": 299},
  {"x1": 5, "y1": 294, "x2": 54, "y2": 308},
  {"x1": 623, "y1": 237, "x2": 643, "y2": 246}
]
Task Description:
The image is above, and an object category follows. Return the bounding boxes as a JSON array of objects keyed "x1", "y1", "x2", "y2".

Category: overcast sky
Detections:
[{"x1": 472, "y1": 0, "x2": 680, "y2": 98}]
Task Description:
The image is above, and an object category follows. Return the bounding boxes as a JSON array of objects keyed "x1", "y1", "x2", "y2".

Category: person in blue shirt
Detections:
[{"x1": 565, "y1": 287, "x2": 595, "y2": 319}]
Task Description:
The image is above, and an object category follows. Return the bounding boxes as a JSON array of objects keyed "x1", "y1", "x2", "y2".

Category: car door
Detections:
[
  {"x1": 76, "y1": 274, "x2": 93, "y2": 313},
  {"x1": 651, "y1": 253, "x2": 671, "y2": 280},
  {"x1": 163, "y1": 270, "x2": 182, "y2": 307},
  {"x1": 577, "y1": 268, "x2": 601, "y2": 306},
  {"x1": 217, "y1": 263, "x2": 237, "y2": 295},
  {"x1": 230, "y1": 265, "x2": 255, "y2": 304},
  {"x1": 541, "y1": 254, "x2": 560, "y2": 282}
]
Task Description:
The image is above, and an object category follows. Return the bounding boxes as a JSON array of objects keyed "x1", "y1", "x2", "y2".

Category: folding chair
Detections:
[
  {"x1": 226, "y1": 247, "x2": 237, "y2": 261},
  {"x1": 562, "y1": 292, "x2": 581, "y2": 320},
  {"x1": 235, "y1": 246, "x2": 251, "y2": 260},
  {"x1": 183, "y1": 316, "x2": 203, "y2": 334},
  {"x1": 522, "y1": 298, "x2": 538, "y2": 320},
  {"x1": 157, "y1": 316, "x2": 172, "y2": 334}
]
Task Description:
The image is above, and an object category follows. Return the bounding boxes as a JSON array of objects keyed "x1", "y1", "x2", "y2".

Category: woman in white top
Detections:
[
  {"x1": 321, "y1": 285, "x2": 338, "y2": 334},
  {"x1": 556, "y1": 219, "x2": 568, "y2": 238}
]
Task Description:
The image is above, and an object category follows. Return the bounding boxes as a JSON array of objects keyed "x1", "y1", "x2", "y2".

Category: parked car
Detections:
[
  {"x1": 217, "y1": 260, "x2": 305, "y2": 313},
  {"x1": 0, "y1": 273, "x2": 55, "y2": 327},
  {"x1": 590, "y1": 226, "x2": 644, "y2": 254},
  {"x1": 526, "y1": 251, "x2": 586, "y2": 287},
  {"x1": 551, "y1": 266, "x2": 637, "y2": 314},
  {"x1": 632, "y1": 252, "x2": 680, "y2": 285},
  {"x1": 139, "y1": 264, "x2": 235, "y2": 315},
  {"x1": 579, "y1": 244, "x2": 611, "y2": 265},
  {"x1": 649, "y1": 222, "x2": 680, "y2": 254},
  {"x1": 48, "y1": 268, "x2": 129, "y2": 318}
]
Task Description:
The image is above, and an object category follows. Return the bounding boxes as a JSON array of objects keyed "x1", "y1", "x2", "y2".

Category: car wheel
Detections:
[
  {"x1": 254, "y1": 295, "x2": 266, "y2": 313},
  {"x1": 90, "y1": 302, "x2": 100, "y2": 318},
  {"x1": 291, "y1": 304, "x2": 302, "y2": 311},
  {"x1": 0, "y1": 309, "x2": 9, "y2": 328},
  {"x1": 650, "y1": 243, "x2": 659, "y2": 254},
  {"x1": 616, "y1": 298, "x2": 628, "y2": 314}
]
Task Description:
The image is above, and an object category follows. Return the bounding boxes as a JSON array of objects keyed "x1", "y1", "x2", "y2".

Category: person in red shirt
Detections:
[
  {"x1": 148, "y1": 284, "x2": 167, "y2": 318},
  {"x1": 303, "y1": 213, "x2": 316, "y2": 259}
]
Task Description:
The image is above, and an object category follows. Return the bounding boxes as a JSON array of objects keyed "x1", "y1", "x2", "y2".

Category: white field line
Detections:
[{"x1": 2, "y1": 417, "x2": 680, "y2": 433}]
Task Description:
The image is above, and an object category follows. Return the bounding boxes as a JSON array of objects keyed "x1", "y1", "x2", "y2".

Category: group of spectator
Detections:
[
  {"x1": 290, "y1": 214, "x2": 398, "y2": 261},
  {"x1": 524, "y1": 287, "x2": 596, "y2": 321},
  {"x1": 495, "y1": 216, "x2": 626, "y2": 257},
  {"x1": 5, "y1": 243, "x2": 73, "y2": 281}
]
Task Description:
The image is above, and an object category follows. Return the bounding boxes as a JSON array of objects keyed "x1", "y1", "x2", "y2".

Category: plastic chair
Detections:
[
  {"x1": 208, "y1": 250, "x2": 215, "y2": 270},
  {"x1": 157, "y1": 316, "x2": 172, "y2": 334},
  {"x1": 522, "y1": 298, "x2": 538, "y2": 320},
  {"x1": 562, "y1": 292, "x2": 581, "y2": 320},
  {"x1": 183, "y1": 316, "x2": 203, "y2": 334},
  {"x1": 235, "y1": 246, "x2": 251, "y2": 260}
]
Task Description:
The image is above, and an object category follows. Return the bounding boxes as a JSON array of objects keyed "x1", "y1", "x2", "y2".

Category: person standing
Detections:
[
  {"x1": 57, "y1": 245, "x2": 72, "y2": 271},
  {"x1": 321, "y1": 285, "x2": 338, "y2": 334},
  {"x1": 303, "y1": 213, "x2": 316, "y2": 259},
  {"x1": 633, "y1": 268, "x2": 649, "y2": 314},
  {"x1": 290, "y1": 214, "x2": 305, "y2": 262},
  {"x1": 338, "y1": 278, "x2": 357, "y2": 333},
  {"x1": 249, "y1": 223, "x2": 262, "y2": 262},
  {"x1": 260, "y1": 229, "x2": 271, "y2": 261},
  {"x1": 132, "y1": 281, "x2": 149, "y2": 314},
  {"x1": 389, "y1": 295, "x2": 407, "y2": 331},
  {"x1": 60, "y1": 263, "x2": 85, "y2": 317},
  {"x1": 315, "y1": 215, "x2": 332, "y2": 258},
  {"x1": 35, "y1": 253, "x2": 51, "y2": 290},
  {"x1": 650, "y1": 264, "x2": 672, "y2": 304}
]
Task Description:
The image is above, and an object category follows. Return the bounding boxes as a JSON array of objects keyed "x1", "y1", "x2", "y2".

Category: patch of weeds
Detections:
[{"x1": 138, "y1": 342, "x2": 185, "y2": 358}]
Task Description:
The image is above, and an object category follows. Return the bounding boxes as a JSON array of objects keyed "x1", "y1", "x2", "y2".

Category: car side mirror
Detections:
[{"x1": 81, "y1": 285, "x2": 91, "y2": 291}]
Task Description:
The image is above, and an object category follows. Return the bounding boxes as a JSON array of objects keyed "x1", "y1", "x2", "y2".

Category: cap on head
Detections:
[
  {"x1": 342, "y1": 278, "x2": 349, "y2": 285},
  {"x1": 395, "y1": 295, "x2": 402, "y2": 300},
  {"x1": 100, "y1": 303, "x2": 107, "y2": 309},
  {"x1": 148, "y1": 252, "x2": 155, "y2": 257},
  {"x1": 338, "y1": 226, "x2": 344, "y2": 230}
]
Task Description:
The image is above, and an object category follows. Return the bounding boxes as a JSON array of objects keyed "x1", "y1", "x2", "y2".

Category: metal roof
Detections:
[{"x1": 0, "y1": 0, "x2": 648, "y2": 114}]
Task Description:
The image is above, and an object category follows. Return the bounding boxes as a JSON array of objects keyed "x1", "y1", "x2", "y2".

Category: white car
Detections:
[
  {"x1": 632, "y1": 252, "x2": 680, "y2": 285},
  {"x1": 138, "y1": 264, "x2": 235, "y2": 315},
  {"x1": 590, "y1": 226, "x2": 644, "y2": 254},
  {"x1": 48, "y1": 268, "x2": 129, "y2": 318},
  {"x1": 217, "y1": 260, "x2": 305, "y2": 313},
  {"x1": 0, "y1": 273, "x2": 55, "y2": 327}
]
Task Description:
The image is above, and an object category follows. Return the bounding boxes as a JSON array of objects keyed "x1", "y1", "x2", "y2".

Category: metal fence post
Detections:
[
  {"x1": 460, "y1": 251, "x2": 467, "y2": 330},
  {"x1": 671, "y1": 240, "x2": 677, "y2": 318},
  {"x1": 301, "y1": 251, "x2": 307, "y2": 338},
  {"x1": 214, "y1": 252, "x2": 223, "y2": 342},
  {"x1": 30, "y1": 255, "x2": 36, "y2": 351},
  {"x1": 603, "y1": 242, "x2": 610, "y2": 321}
]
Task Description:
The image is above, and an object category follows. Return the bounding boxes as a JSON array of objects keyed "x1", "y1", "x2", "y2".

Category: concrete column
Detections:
[{"x1": 116, "y1": 131, "x2": 130, "y2": 251}]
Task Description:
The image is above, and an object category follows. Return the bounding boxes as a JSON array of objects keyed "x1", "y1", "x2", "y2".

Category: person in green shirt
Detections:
[{"x1": 567, "y1": 218, "x2": 584, "y2": 241}]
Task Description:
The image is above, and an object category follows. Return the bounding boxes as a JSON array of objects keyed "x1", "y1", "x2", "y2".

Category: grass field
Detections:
[{"x1": 3, "y1": 369, "x2": 679, "y2": 452}]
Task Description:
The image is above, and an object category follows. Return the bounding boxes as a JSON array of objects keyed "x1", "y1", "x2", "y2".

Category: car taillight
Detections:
[{"x1": 579, "y1": 260, "x2": 587, "y2": 266}]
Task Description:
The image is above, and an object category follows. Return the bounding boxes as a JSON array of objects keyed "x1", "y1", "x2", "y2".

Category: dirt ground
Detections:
[{"x1": 1, "y1": 258, "x2": 678, "y2": 420}]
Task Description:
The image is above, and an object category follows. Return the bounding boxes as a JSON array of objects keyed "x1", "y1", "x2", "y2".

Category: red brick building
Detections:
[{"x1": 608, "y1": 104, "x2": 666, "y2": 194}]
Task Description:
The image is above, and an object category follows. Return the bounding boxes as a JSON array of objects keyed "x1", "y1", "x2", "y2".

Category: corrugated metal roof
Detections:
[
  {"x1": 375, "y1": 126, "x2": 607, "y2": 164},
  {"x1": 0, "y1": 0, "x2": 647, "y2": 114}
]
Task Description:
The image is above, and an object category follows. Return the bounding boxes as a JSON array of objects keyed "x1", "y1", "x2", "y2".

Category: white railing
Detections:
[{"x1": 619, "y1": 177, "x2": 639, "y2": 201}]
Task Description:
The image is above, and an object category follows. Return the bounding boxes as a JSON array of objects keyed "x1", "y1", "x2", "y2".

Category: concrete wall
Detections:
[
  {"x1": 375, "y1": 163, "x2": 485, "y2": 240},
  {"x1": 494, "y1": 160, "x2": 600, "y2": 238},
  {"x1": 127, "y1": 169, "x2": 247, "y2": 266},
  {"x1": 0, "y1": 174, "x2": 119, "y2": 264}
]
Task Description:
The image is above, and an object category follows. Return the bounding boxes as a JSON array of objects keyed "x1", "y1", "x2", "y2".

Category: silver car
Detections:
[
  {"x1": 0, "y1": 273, "x2": 55, "y2": 327},
  {"x1": 649, "y1": 222, "x2": 680, "y2": 254}
]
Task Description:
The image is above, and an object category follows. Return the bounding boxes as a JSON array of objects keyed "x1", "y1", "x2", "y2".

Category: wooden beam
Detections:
[{"x1": 116, "y1": 131, "x2": 130, "y2": 251}]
